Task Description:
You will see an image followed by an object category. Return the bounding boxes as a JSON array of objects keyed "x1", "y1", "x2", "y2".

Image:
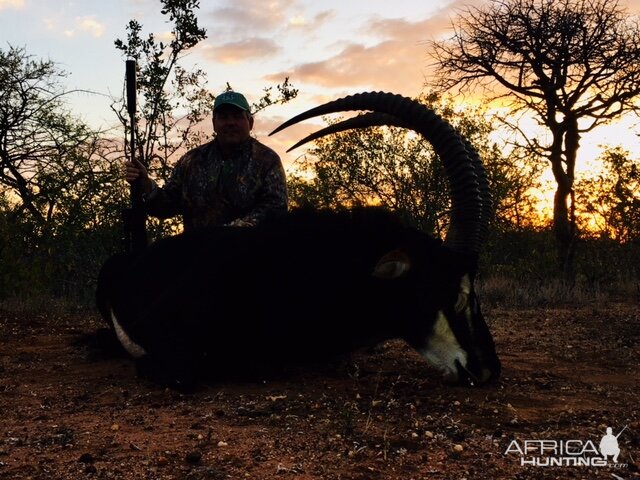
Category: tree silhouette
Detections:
[
  {"x1": 0, "y1": 46, "x2": 132, "y2": 298},
  {"x1": 430, "y1": 0, "x2": 640, "y2": 278},
  {"x1": 0, "y1": 45, "x2": 95, "y2": 227},
  {"x1": 114, "y1": 0, "x2": 212, "y2": 179}
]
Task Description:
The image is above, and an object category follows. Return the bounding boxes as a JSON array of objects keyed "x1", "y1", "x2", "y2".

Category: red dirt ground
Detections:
[{"x1": 1, "y1": 302, "x2": 638, "y2": 479}]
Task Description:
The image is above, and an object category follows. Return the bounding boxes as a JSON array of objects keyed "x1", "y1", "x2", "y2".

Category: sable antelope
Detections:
[{"x1": 96, "y1": 92, "x2": 501, "y2": 391}]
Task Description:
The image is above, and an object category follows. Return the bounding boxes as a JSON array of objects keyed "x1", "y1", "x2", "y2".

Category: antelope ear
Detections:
[{"x1": 372, "y1": 250, "x2": 412, "y2": 279}]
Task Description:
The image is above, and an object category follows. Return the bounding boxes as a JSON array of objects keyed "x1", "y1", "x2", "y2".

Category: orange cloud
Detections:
[
  {"x1": 77, "y1": 16, "x2": 106, "y2": 38},
  {"x1": 0, "y1": 0, "x2": 24, "y2": 10},
  {"x1": 41, "y1": 14, "x2": 106, "y2": 39}
]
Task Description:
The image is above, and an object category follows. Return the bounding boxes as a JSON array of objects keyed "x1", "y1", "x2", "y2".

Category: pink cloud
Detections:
[
  {"x1": 204, "y1": 37, "x2": 281, "y2": 64},
  {"x1": 266, "y1": 39, "x2": 427, "y2": 96},
  {"x1": 263, "y1": 14, "x2": 463, "y2": 95},
  {"x1": 287, "y1": 9, "x2": 336, "y2": 31},
  {"x1": 206, "y1": 0, "x2": 299, "y2": 34}
]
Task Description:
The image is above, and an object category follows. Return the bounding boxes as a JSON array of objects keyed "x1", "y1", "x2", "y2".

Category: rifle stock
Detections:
[{"x1": 123, "y1": 59, "x2": 148, "y2": 254}]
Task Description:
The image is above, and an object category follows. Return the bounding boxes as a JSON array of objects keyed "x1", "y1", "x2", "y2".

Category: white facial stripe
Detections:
[
  {"x1": 421, "y1": 311, "x2": 467, "y2": 381},
  {"x1": 460, "y1": 274, "x2": 471, "y2": 295},
  {"x1": 111, "y1": 309, "x2": 147, "y2": 358},
  {"x1": 455, "y1": 274, "x2": 472, "y2": 314}
]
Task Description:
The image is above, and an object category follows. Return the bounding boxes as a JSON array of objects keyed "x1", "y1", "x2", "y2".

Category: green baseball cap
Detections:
[{"x1": 213, "y1": 91, "x2": 251, "y2": 112}]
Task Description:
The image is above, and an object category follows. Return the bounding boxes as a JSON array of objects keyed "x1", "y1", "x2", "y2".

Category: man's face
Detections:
[{"x1": 213, "y1": 105, "x2": 254, "y2": 149}]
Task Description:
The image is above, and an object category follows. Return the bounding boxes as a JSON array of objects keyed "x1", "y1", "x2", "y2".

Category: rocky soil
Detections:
[{"x1": 1, "y1": 302, "x2": 639, "y2": 479}]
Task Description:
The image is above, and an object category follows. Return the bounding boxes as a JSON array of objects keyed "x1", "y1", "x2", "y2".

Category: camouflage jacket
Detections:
[{"x1": 145, "y1": 137, "x2": 288, "y2": 230}]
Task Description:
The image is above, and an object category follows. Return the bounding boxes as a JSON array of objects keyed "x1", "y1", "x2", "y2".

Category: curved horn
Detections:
[
  {"x1": 462, "y1": 137, "x2": 492, "y2": 249},
  {"x1": 270, "y1": 92, "x2": 489, "y2": 254},
  {"x1": 284, "y1": 112, "x2": 411, "y2": 152}
]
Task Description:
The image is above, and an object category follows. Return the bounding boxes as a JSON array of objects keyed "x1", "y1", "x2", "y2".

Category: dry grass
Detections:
[
  {"x1": 477, "y1": 273, "x2": 639, "y2": 308},
  {"x1": 1, "y1": 273, "x2": 637, "y2": 314},
  {"x1": 0, "y1": 296, "x2": 89, "y2": 315}
]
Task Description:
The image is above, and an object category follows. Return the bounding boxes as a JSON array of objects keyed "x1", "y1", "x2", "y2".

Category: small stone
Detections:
[
  {"x1": 78, "y1": 453, "x2": 94, "y2": 464},
  {"x1": 217, "y1": 441, "x2": 228, "y2": 447},
  {"x1": 453, "y1": 444, "x2": 464, "y2": 453},
  {"x1": 424, "y1": 431, "x2": 434, "y2": 439},
  {"x1": 110, "y1": 424, "x2": 120, "y2": 432},
  {"x1": 185, "y1": 451, "x2": 202, "y2": 464}
]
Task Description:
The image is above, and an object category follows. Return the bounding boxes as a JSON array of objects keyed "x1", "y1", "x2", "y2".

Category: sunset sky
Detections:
[{"x1": 2, "y1": 0, "x2": 640, "y2": 176}]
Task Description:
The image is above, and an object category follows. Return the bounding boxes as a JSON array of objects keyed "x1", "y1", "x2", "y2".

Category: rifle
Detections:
[
  {"x1": 615, "y1": 425, "x2": 628, "y2": 438},
  {"x1": 122, "y1": 59, "x2": 148, "y2": 254}
]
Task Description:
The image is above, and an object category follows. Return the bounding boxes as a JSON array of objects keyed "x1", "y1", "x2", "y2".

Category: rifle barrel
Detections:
[
  {"x1": 126, "y1": 60, "x2": 136, "y2": 117},
  {"x1": 123, "y1": 59, "x2": 147, "y2": 254}
]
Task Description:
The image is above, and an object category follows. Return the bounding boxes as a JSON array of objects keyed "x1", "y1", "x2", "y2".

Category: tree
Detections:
[
  {"x1": 430, "y1": 0, "x2": 640, "y2": 278},
  {"x1": 0, "y1": 46, "x2": 132, "y2": 299},
  {"x1": 288, "y1": 94, "x2": 540, "y2": 236},
  {"x1": 576, "y1": 147, "x2": 640, "y2": 243},
  {"x1": 0, "y1": 45, "x2": 94, "y2": 229},
  {"x1": 114, "y1": 0, "x2": 212, "y2": 182}
]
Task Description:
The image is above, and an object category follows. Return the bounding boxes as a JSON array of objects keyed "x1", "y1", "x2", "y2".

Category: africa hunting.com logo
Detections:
[{"x1": 504, "y1": 425, "x2": 630, "y2": 468}]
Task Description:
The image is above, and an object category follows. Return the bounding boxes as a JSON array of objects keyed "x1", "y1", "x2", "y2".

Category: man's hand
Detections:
[{"x1": 125, "y1": 159, "x2": 152, "y2": 194}]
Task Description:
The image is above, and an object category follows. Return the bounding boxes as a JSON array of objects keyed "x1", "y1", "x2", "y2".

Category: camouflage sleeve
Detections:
[
  {"x1": 228, "y1": 153, "x2": 288, "y2": 227},
  {"x1": 143, "y1": 159, "x2": 186, "y2": 219}
]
